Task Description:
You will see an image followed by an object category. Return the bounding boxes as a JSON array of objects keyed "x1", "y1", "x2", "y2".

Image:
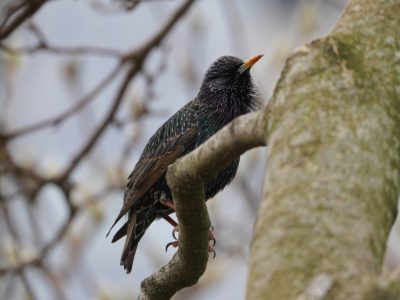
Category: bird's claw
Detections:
[
  {"x1": 165, "y1": 240, "x2": 179, "y2": 252},
  {"x1": 171, "y1": 224, "x2": 215, "y2": 245},
  {"x1": 165, "y1": 241, "x2": 216, "y2": 258},
  {"x1": 166, "y1": 224, "x2": 216, "y2": 255},
  {"x1": 208, "y1": 228, "x2": 216, "y2": 247},
  {"x1": 172, "y1": 225, "x2": 179, "y2": 240},
  {"x1": 208, "y1": 245, "x2": 216, "y2": 259}
]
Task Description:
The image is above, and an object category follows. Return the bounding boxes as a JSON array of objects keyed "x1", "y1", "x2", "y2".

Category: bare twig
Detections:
[
  {"x1": 0, "y1": 41, "x2": 123, "y2": 57},
  {"x1": 0, "y1": 0, "x2": 49, "y2": 40},
  {"x1": 139, "y1": 111, "x2": 267, "y2": 300},
  {"x1": 0, "y1": 204, "x2": 76, "y2": 275},
  {"x1": 59, "y1": 65, "x2": 138, "y2": 179},
  {"x1": 2, "y1": 62, "x2": 123, "y2": 140},
  {"x1": 0, "y1": 21, "x2": 123, "y2": 57},
  {"x1": 90, "y1": 0, "x2": 181, "y2": 13},
  {"x1": 0, "y1": 2, "x2": 27, "y2": 29}
]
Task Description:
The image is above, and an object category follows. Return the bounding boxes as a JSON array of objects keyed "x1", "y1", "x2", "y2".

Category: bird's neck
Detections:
[{"x1": 199, "y1": 89, "x2": 258, "y2": 126}]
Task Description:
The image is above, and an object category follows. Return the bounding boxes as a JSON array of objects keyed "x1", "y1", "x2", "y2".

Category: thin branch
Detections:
[
  {"x1": 58, "y1": 65, "x2": 138, "y2": 179},
  {"x1": 0, "y1": 184, "x2": 76, "y2": 275},
  {"x1": 0, "y1": 21, "x2": 123, "y2": 58},
  {"x1": 2, "y1": 62, "x2": 123, "y2": 140},
  {"x1": 122, "y1": 0, "x2": 195, "y2": 61},
  {"x1": 0, "y1": 2, "x2": 27, "y2": 30},
  {"x1": 138, "y1": 111, "x2": 267, "y2": 299},
  {"x1": 90, "y1": 0, "x2": 181, "y2": 14},
  {"x1": 0, "y1": 208, "x2": 76, "y2": 275},
  {"x1": 0, "y1": 41, "x2": 123, "y2": 57},
  {"x1": 0, "y1": 0, "x2": 49, "y2": 40}
]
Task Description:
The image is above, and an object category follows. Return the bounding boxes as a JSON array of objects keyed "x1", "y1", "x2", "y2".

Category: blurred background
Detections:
[{"x1": 1, "y1": 0, "x2": 399, "y2": 299}]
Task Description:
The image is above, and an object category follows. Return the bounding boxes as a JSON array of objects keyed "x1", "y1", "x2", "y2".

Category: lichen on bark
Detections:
[{"x1": 247, "y1": 0, "x2": 400, "y2": 299}]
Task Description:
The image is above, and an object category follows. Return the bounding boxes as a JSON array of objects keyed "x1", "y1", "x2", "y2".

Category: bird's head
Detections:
[{"x1": 198, "y1": 55, "x2": 263, "y2": 112}]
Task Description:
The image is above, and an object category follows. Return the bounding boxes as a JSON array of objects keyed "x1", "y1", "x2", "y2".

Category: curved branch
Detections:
[{"x1": 138, "y1": 111, "x2": 267, "y2": 300}]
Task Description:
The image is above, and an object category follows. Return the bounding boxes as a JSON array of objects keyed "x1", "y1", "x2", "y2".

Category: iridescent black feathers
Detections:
[{"x1": 108, "y1": 55, "x2": 262, "y2": 273}]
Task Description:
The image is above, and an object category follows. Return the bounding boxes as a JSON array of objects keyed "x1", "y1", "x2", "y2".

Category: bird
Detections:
[{"x1": 107, "y1": 54, "x2": 263, "y2": 273}]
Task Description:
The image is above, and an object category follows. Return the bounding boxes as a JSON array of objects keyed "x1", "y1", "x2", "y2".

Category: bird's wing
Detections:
[
  {"x1": 127, "y1": 126, "x2": 199, "y2": 202},
  {"x1": 106, "y1": 126, "x2": 199, "y2": 236}
]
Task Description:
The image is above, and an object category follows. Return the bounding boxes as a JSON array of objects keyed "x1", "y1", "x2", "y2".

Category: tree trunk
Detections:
[{"x1": 247, "y1": 0, "x2": 400, "y2": 299}]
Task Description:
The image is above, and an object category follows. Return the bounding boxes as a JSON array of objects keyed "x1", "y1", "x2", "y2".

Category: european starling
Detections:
[{"x1": 108, "y1": 54, "x2": 263, "y2": 273}]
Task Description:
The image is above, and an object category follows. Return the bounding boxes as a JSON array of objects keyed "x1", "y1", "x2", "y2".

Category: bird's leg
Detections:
[
  {"x1": 165, "y1": 239, "x2": 216, "y2": 258},
  {"x1": 168, "y1": 221, "x2": 216, "y2": 246},
  {"x1": 165, "y1": 240, "x2": 216, "y2": 257},
  {"x1": 163, "y1": 215, "x2": 178, "y2": 226},
  {"x1": 160, "y1": 198, "x2": 176, "y2": 210},
  {"x1": 161, "y1": 198, "x2": 216, "y2": 257},
  {"x1": 162, "y1": 215, "x2": 179, "y2": 240},
  {"x1": 161, "y1": 201, "x2": 216, "y2": 245},
  {"x1": 163, "y1": 213, "x2": 180, "y2": 251},
  {"x1": 160, "y1": 199, "x2": 180, "y2": 239},
  {"x1": 160, "y1": 199, "x2": 180, "y2": 240}
]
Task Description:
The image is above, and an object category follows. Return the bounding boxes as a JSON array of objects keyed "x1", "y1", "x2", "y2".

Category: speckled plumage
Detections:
[{"x1": 108, "y1": 55, "x2": 261, "y2": 273}]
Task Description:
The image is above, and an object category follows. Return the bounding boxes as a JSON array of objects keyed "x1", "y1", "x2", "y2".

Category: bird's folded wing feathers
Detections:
[{"x1": 106, "y1": 127, "x2": 199, "y2": 236}]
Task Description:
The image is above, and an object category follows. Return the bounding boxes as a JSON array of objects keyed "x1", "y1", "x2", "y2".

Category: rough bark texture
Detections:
[
  {"x1": 138, "y1": 112, "x2": 266, "y2": 299},
  {"x1": 247, "y1": 0, "x2": 400, "y2": 299}
]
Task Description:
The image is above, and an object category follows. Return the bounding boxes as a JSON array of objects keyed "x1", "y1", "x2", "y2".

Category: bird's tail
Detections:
[{"x1": 112, "y1": 211, "x2": 155, "y2": 273}]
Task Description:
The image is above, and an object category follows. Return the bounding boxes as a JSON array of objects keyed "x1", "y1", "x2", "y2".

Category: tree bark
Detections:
[{"x1": 247, "y1": 0, "x2": 400, "y2": 299}]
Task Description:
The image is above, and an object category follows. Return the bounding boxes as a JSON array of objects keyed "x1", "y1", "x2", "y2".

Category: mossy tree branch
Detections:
[
  {"x1": 247, "y1": 0, "x2": 400, "y2": 299},
  {"x1": 138, "y1": 111, "x2": 267, "y2": 300}
]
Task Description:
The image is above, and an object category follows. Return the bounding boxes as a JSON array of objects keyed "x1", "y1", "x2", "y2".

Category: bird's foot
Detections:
[
  {"x1": 172, "y1": 225, "x2": 179, "y2": 240},
  {"x1": 208, "y1": 245, "x2": 217, "y2": 259},
  {"x1": 167, "y1": 225, "x2": 216, "y2": 258},
  {"x1": 165, "y1": 240, "x2": 216, "y2": 258},
  {"x1": 172, "y1": 225, "x2": 216, "y2": 246},
  {"x1": 208, "y1": 225, "x2": 216, "y2": 247},
  {"x1": 165, "y1": 240, "x2": 179, "y2": 252}
]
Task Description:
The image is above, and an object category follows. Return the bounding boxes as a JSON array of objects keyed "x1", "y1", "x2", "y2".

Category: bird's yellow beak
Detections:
[{"x1": 238, "y1": 54, "x2": 263, "y2": 74}]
